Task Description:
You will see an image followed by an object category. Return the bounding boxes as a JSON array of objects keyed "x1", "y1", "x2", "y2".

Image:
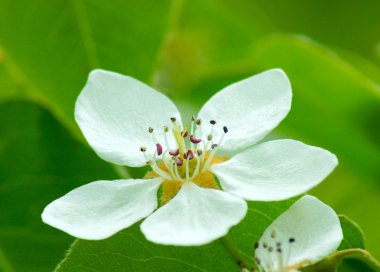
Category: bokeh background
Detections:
[{"x1": 0, "y1": 0, "x2": 379, "y2": 271}]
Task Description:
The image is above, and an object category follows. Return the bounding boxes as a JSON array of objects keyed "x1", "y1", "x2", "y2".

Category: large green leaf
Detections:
[
  {"x1": 56, "y1": 199, "x2": 299, "y2": 272},
  {"x1": 56, "y1": 202, "x2": 371, "y2": 271},
  {"x1": 0, "y1": 101, "x2": 116, "y2": 271}
]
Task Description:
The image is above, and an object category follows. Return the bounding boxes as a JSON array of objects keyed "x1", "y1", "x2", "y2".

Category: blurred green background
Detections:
[{"x1": 0, "y1": 0, "x2": 379, "y2": 271}]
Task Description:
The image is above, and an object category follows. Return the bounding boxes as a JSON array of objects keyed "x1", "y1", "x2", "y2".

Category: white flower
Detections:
[
  {"x1": 42, "y1": 69, "x2": 338, "y2": 246},
  {"x1": 254, "y1": 195, "x2": 343, "y2": 272}
]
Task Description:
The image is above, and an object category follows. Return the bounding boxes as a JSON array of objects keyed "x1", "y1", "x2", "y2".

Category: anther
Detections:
[
  {"x1": 254, "y1": 242, "x2": 259, "y2": 249},
  {"x1": 263, "y1": 242, "x2": 268, "y2": 248},
  {"x1": 255, "y1": 257, "x2": 261, "y2": 265},
  {"x1": 140, "y1": 146, "x2": 147, "y2": 152},
  {"x1": 268, "y1": 247, "x2": 274, "y2": 253},
  {"x1": 191, "y1": 116, "x2": 196, "y2": 121},
  {"x1": 207, "y1": 134, "x2": 213, "y2": 141},
  {"x1": 197, "y1": 149, "x2": 203, "y2": 156},
  {"x1": 182, "y1": 130, "x2": 188, "y2": 137},
  {"x1": 164, "y1": 126, "x2": 169, "y2": 132},
  {"x1": 210, "y1": 120, "x2": 216, "y2": 125},
  {"x1": 176, "y1": 157, "x2": 183, "y2": 166},
  {"x1": 277, "y1": 248, "x2": 282, "y2": 253},
  {"x1": 148, "y1": 127, "x2": 154, "y2": 133},
  {"x1": 211, "y1": 143, "x2": 218, "y2": 149},
  {"x1": 271, "y1": 230, "x2": 276, "y2": 238},
  {"x1": 186, "y1": 149, "x2": 195, "y2": 160},
  {"x1": 223, "y1": 126, "x2": 228, "y2": 133},
  {"x1": 170, "y1": 117, "x2": 176, "y2": 122},
  {"x1": 289, "y1": 238, "x2": 296, "y2": 243},
  {"x1": 156, "y1": 143, "x2": 163, "y2": 156},
  {"x1": 190, "y1": 135, "x2": 202, "y2": 144},
  {"x1": 196, "y1": 119, "x2": 202, "y2": 125},
  {"x1": 169, "y1": 149, "x2": 179, "y2": 156}
]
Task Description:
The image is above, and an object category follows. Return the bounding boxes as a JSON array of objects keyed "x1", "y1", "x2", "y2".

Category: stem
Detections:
[{"x1": 220, "y1": 237, "x2": 256, "y2": 271}]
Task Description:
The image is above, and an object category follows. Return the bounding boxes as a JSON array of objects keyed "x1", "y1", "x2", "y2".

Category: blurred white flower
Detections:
[
  {"x1": 254, "y1": 195, "x2": 343, "y2": 272},
  {"x1": 42, "y1": 69, "x2": 338, "y2": 246}
]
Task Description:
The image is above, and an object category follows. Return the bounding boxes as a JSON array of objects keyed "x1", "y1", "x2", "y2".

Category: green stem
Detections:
[{"x1": 220, "y1": 236, "x2": 256, "y2": 271}]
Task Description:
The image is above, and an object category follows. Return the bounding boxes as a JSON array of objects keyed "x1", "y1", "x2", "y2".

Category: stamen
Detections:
[
  {"x1": 182, "y1": 130, "x2": 188, "y2": 137},
  {"x1": 223, "y1": 126, "x2": 228, "y2": 133},
  {"x1": 173, "y1": 162, "x2": 183, "y2": 181},
  {"x1": 190, "y1": 116, "x2": 196, "y2": 150},
  {"x1": 210, "y1": 120, "x2": 216, "y2": 125},
  {"x1": 207, "y1": 134, "x2": 213, "y2": 141},
  {"x1": 211, "y1": 143, "x2": 218, "y2": 149},
  {"x1": 140, "y1": 146, "x2": 147, "y2": 152},
  {"x1": 170, "y1": 117, "x2": 176, "y2": 123},
  {"x1": 156, "y1": 143, "x2": 163, "y2": 156},
  {"x1": 149, "y1": 158, "x2": 172, "y2": 180},
  {"x1": 169, "y1": 149, "x2": 180, "y2": 156},
  {"x1": 271, "y1": 230, "x2": 276, "y2": 238},
  {"x1": 191, "y1": 155, "x2": 202, "y2": 179},
  {"x1": 196, "y1": 118, "x2": 202, "y2": 126},
  {"x1": 190, "y1": 135, "x2": 202, "y2": 144},
  {"x1": 186, "y1": 149, "x2": 195, "y2": 160},
  {"x1": 196, "y1": 149, "x2": 203, "y2": 156},
  {"x1": 176, "y1": 157, "x2": 183, "y2": 166},
  {"x1": 148, "y1": 127, "x2": 154, "y2": 133}
]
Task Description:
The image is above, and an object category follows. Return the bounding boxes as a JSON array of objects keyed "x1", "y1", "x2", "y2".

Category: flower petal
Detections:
[
  {"x1": 42, "y1": 178, "x2": 162, "y2": 240},
  {"x1": 255, "y1": 195, "x2": 343, "y2": 271},
  {"x1": 75, "y1": 69, "x2": 181, "y2": 167},
  {"x1": 140, "y1": 182, "x2": 247, "y2": 246},
  {"x1": 197, "y1": 69, "x2": 291, "y2": 155},
  {"x1": 211, "y1": 139, "x2": 338, "y2": 201}
]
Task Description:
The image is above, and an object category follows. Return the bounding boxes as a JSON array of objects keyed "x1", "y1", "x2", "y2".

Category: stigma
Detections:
[{"x1": 140, "y1": 116, "x2": 228, "y2": 183}]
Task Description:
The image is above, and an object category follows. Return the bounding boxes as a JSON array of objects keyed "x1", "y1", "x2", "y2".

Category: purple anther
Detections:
[
  {"x1": 190, "y1": 135, "x2": 202, "y2": 144},
  {"x1": 186, "y1": 149, "x2": 195, "y2": 160},
  {"x1": 182, "y1": 130, "x2": 188, "y2": 137},
  {"x1": 156, "y1": 143, "x2": 163, "y2": 156},
  {"x1": 169, "y1": 149, "x2": 180, "y2": 156},
  {"x1": 176, "y1": 157, "x2": 183, "y2": 166}
]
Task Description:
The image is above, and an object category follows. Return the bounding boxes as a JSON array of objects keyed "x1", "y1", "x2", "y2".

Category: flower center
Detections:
[
  {"x1": 255, "y1": 231, "x2": 311, "y2": 272},
  {"x1": 141, "y1": 116, "x2": 228, "y2": 204}
]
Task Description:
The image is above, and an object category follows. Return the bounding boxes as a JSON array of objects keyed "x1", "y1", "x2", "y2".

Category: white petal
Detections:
[
  {"x1": 42, "y1": 178, "x2": 162, "y2": 240},
  {"x1": 197, "y1": 69, "x2": 291, "y2": 155},
  {"x1": 255, "y1": 195, "x2": 343, "y2": 271},
  {"x1": 75, "y1": 69, "x2": 181, "y2": 167},
  {"x1": 211, "y1": 139, "x2": 338, "y2": 201},
  {"x1": 140, "y1": 182, "x2": 247, "y2": 246}
]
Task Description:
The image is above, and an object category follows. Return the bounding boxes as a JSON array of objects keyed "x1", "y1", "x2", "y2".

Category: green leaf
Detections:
[
  {"x1": 0, "y1": 101, "x2": 116, "y2": 271},
  {"x1": 56, "y1": 198, "x2": 299, "y2": 271},
  {"x1": 0, "y1": 0, "x2": 172, "y2": 137},
  {"x1": 339, "y1": 215, "x2": 365, "y2": 250}
]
